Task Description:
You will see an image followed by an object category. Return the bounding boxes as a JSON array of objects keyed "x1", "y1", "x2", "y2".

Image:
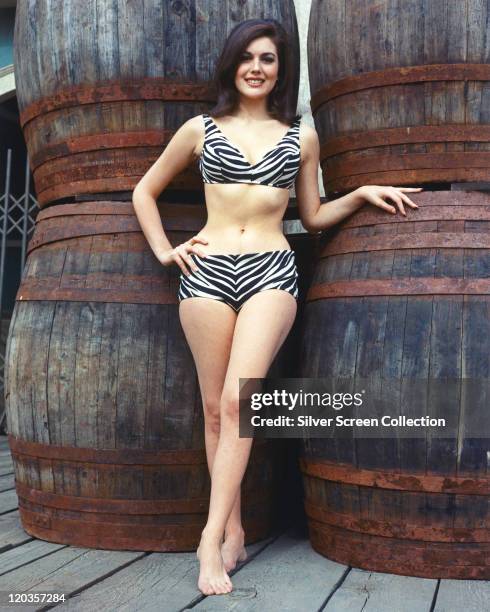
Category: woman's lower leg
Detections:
[
  {"x1": 204, "y1": 417, "x2": 246, "y2": 571},
  {"x1": 197, "y1": 405, "x2": 253, "y2": 592},
  {"x1": 201, "y1": 407, "x2": 253, "y2": 542}
]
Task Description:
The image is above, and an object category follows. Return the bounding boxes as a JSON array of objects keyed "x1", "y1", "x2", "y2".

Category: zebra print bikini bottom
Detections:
[{"x1": 178, "y1": 249, "x2": 299, "y2": 313}]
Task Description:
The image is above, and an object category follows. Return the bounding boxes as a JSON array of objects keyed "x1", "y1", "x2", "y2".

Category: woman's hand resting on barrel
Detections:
[
  {"x1": 356, "y1": 185, "x2": 422, "y2": 216},
  {"x1": 157, "y1": 236, "x2": 209, "y2": 276}
]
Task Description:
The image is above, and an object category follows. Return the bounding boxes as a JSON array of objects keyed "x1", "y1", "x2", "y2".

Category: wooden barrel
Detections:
[
  {"x1": 4, "y1": 201, "x2": 285, "y2": 550},
  {"x1": 13, "y1": 0, "x2": 299, "y2": 206},
  {"x1": 308, "y1": 0, "x2": 490, "y2": 195},
  {"x1": 298, "y1": 190, "x2": 490, "y2": 579}
]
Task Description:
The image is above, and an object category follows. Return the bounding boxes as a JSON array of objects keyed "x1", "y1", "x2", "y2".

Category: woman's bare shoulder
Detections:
[
  {"x1": 299, "y1": 120, "x2": 318, "y2": 141},
  {"x1": 177, "y1": 115, "x2": 206, "y2": 158},
  {"x1": 180, "y1": 114, "x2": 206, "y2": 134},
  {"x1": 298, "y1": 120, "x2": 319, "y2": 162}
]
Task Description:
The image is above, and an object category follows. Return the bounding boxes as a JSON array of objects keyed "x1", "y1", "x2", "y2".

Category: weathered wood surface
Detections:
[
  {"x1": 0, "y1": 511, "x2": 32, "y2": 551},
  {"x1": 52, "y1": 535, "x2": 277, "y2": 612},
  {"x1": 0, "y1": 440, "x2": 488, "y2": 612},
  {"x1": 5, "y1": 204, "x2": 283, "y2": 551},
  {"x1": 309, "y1": 0, "x2": 490, "y2": 194},
  {"x1": 0, "y1": 473, "x2": 15, "y2": 493},
  {"x1": 0, "y1": 456, "x2": 13, "y2": 477},
  {"x1": 0, "y1": 489, "x2": 19, "y2": 515},
  {"x1": 434, "y1": 580, "x2": 490, "y2": 612},
  {"x1": 14, "y1": 0, "x2": 300, "y2": 204},
  {"x1": 299, "y1": 190, "x2": 490, "y2": 579},
  {"x1": 323, "y1": 570, "x2": 436, "y2": 612},
  {"x1": 187, "y1": 533, "x2": 347, "y2": 612}
]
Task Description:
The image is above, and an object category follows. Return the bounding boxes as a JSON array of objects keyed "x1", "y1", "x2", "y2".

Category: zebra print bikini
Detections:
[
  {"x1": 178, "y1": 249, "x2": 298, "y2": 312},
  {"x1": 178, "y1": 114, "x2": 301, "y2": 312},
  {"x1": 199, "y1": 113, "x2": 302, "y2": 189}
]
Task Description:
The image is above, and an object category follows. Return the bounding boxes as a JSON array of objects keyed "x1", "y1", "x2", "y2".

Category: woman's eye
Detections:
[{"x1": 241, "y1": 55, "x2": 274, "y2": 62}]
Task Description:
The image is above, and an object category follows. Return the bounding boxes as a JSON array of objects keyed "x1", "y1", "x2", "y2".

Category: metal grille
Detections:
[{"x1": 0, "y1": 149, "x2": 40, "y2": 432}]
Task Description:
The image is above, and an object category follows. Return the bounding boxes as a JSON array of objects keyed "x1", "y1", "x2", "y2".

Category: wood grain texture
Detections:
[
  {"x1": 13, "y1": 0, "x2": 300, "y2": 205},
  {"x1": 299, "y1": 190, "x2": 490, "y2": 579},
  {"x1": 4, "y1": 202, "x2": 284, "y2": 551},
  {"x1": 308, "y1": 0, "x2": 490, "y2": 194}
]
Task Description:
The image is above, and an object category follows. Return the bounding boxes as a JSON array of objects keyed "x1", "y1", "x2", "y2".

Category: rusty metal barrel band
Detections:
[
  {"x1": 8, "y1": 435, "x2": 269, "y2": 465},
  {"x1": 310, "y1": 63, "x2": 490, "y2": 113},
  {"x1": 36, "y1": 201, "x2": 205, "y2": 220},
  {"x1": 320, "y1": 125, "x2": 490, "y2": 160},
  {"x1": 33, "y1": 153, "x2": 200, "y2": 189},
  {"x1": 16, "y1": 285, "x2": 179, "y2": 305},
  {"x1": 326, "y1": 169, "x2": 490, "y2": 193},
  {"x1": 323, "y1": 149, "x2": 490, "y2": 177},
  {"x1": 320, "y1": 232, "x2": 490, "y2": 257},
  {"x1": 336, "y1": 205, "x2": 490, "y2": 229},
  {"x1": 37, "y1": 201, "x2": 134, "y2": 219},
  {"x1": 26, "y1": 219, "x2": 201, "y2": 256},
  {"x1": 18, "y1": 507, "x2": 270, "y2": 551},
  {"x1": 8, "y1": 434, "x2": 205, "y2": 465},
  {"x1": 28, "y1": 203, "x2": 205, "y2": 256},
  {"x1": 27, "y1": 217, "x2": 142, "y2": 254},
  {"x1": 19, "y1": 506, "x2": 206, "y2": 540},
  {"x1": 31, "y1": 130, "x2": 175, "y2": 168},
  {"x1": 299, "y1": 458, "x2": 489, "y2": 495},
  {"x1": 308, "y1": 522, "x2": 490, "y2": 579},
  {"x1": 307, "y1": 278, "x2": 490, "y2": 301},
  {"x1": 16, "y1": 483, "x2": 271, "y2": 516},
  {"x1": 37, "y1": 175, "x2": 203, "y2": 207},
  {"x1": 303, "y1": 501, "x2": 490, "y2": 543},
  {"x1": 328, "y1": 122, "x2": 490, "y2": 153},
  {"x1": 16, "y1": 481, "x2": 208, "y2": 515},
  {"x1": 19, "y1": 79, "x2": 216, "y2": 127}
]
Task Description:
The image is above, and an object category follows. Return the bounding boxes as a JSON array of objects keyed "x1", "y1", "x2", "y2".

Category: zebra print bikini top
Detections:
[{"x1": 199, "y1": 113, "x2": 302, "y2": 190}]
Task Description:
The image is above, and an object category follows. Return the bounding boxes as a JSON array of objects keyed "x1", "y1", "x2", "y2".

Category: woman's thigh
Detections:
[
  {"x1": 179, "y1": 298, "x2": 237, "y2": 404},
  {"x1": 222, "y1": 290, "x2": 297, "y2": 399}
]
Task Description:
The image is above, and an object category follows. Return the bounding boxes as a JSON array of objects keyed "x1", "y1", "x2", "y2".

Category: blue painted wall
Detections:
[{"x1": 0, "y1": 9, "x2": 15, "y2": 69}]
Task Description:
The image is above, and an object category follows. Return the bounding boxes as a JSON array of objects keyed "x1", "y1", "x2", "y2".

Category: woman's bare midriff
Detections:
[{"x1": 195, "y1": 183, "x2": 292, "y2": 255}]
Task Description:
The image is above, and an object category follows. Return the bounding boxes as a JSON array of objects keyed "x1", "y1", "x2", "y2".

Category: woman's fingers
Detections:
[
  {"x1": 387, "y1": 189, "x2": 406, "y2": 216},
  {"x1": 397, "y1": 187, "x2": 423, "y2": 191},
  {"x1": 176, "y1": 247, "x2": 198, "y2": 275},
  {"x1": 399, "y1": 193, "x2": 419, "y2": 208},
  {"x1": 366, "y1": 186, "x2": 422, "y2": 216},
  {"x1": 374, "y1": 196, "x2": 396, "y2": 214},
  {"x1": 172, "y1": 252, "x2": 188, "y2": 276}
]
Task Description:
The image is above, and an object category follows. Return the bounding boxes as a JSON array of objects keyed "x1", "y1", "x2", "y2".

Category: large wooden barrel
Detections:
[
  {"x1": 308, "y1": 0, "x2": 490, "y2": 195},
  {"x1": 298, "y1": 190, "x2": 490, "y2": 578},
  {"x1": 14, "y1": 0, "x2": 299, "y2": 206},
  {"x1": 4, "y1": 202, "x2": 285, "y2": 550}
]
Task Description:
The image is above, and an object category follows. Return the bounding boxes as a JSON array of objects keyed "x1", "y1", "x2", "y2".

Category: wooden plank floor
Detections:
[{"x1": 0, "y1": 435, "x2": 488, "y2": 612}]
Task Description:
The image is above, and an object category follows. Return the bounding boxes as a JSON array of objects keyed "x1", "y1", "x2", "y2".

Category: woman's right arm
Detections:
[{"x1": 132, "y1": 115, "x2": 208, "y2": 275}]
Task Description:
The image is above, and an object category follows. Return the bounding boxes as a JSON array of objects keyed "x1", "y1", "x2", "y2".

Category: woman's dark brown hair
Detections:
[{"x1": 208, "y1": 19, "x2": 300, "y2": 125}]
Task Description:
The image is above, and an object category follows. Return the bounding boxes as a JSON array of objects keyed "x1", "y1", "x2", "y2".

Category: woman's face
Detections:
[{"x1": 234, "y1": 36, "x2": 279, "y2": 101}]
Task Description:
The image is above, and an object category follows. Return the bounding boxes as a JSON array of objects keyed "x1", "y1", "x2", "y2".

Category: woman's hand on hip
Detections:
[
  {"x1": 157, "y1": 236, "x2": 209, "y2": 275},
  {"x1": 357, "y1": 185, "x2": 422, "y2": 216}
]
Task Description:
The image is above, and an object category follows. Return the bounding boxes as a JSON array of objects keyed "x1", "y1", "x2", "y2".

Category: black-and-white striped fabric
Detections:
[
  {"x1": 199, "y1": 113, "x2": 301, "y2": 190},
  {"x1": 178, "y1": 249, "x2": 299, "y2": 312}
]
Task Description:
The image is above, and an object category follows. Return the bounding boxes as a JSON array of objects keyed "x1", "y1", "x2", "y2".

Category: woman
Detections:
[{"x1": 132, "y1": 19, "x2": 421, "y2": 596}]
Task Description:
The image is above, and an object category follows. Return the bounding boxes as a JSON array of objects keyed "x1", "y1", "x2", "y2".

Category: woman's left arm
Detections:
[{"x1": 295, "y1": 124, "x2": 422, "y2": 234}]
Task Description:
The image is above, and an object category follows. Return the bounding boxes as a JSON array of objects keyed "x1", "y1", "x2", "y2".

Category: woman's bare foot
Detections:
[
  {"x1": 196, "y1": 530, "x2": 233, "y2": 595},
  {"x1": 221, "y1": 527, "x2": 247, "y2": 572}
]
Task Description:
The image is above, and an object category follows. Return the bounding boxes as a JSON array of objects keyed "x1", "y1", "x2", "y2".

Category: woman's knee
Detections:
[
  {"x1": 220, "y1": 389, "x2": 240, "y2": 421},
  {"x1": 202, "y1": 397, "x2": 221, "y2": 432}
]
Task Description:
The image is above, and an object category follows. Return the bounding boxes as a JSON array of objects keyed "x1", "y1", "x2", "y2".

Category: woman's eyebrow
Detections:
[{"x1": 243, "y1": 51, "x2": 276, "y2": 57}]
